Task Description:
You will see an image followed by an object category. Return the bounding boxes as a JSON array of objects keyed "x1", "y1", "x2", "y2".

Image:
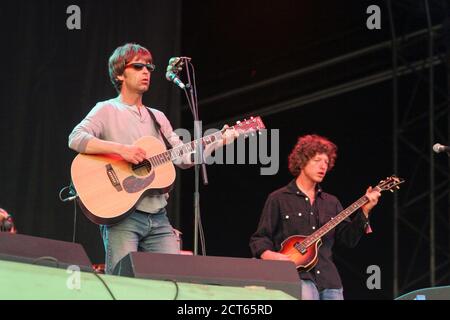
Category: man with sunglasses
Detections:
[{"x1": 69, "y1": 43, "x2": 238, "y2": 274}]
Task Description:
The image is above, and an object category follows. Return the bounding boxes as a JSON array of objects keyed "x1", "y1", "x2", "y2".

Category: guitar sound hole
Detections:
[{"x1": 131, "y1": 160, "x2": 152, "y2": 177}]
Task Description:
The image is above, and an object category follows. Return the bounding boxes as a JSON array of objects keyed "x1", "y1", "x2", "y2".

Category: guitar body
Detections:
[
  {"x1": 279, "y1": 235, "x2": 322, "y2": 272},
  {"x1": 69, "y1": 117, "x2": 268, "y2": 225},
  {"x1": 71, "y1": 136, "x2": 176, "y2": 225}
]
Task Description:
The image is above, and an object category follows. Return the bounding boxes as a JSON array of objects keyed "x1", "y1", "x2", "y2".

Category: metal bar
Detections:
[
  {"x1": 398, "y1": 135, "x2": 449, "y2": 176},
  {"x1": 388, "y1": 0, "x2": 400, "y2": 299},
  {"x1": 204, "y1": 57, "x2": 443, "y2": 129},
  {"x1": 400, "y1": 260, "x2": 449, "y2": 294},
  {"x1": 194, "y1": 25, "x2": 443, "y2": 108},
  {"x1": 401, "y1": 180, "x2": 449, "y2": 209},
  {"x1": 398, "y1": 215, "x2": 450, "y2": 258},
  {"x1": 402, "y1": 100, "x2": 449, "y2": 129},
  {"x1": 424, "y1": 0, "x2": 436, "y2": 287}
]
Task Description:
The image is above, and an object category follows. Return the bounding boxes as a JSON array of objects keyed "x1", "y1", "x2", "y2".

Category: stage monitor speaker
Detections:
[
  {"x1": 0, "y1": 233, "x2": 93, "y2": 272},
  {"x1": 395, "y1": 286, "x2": 450, "y2": 300},
  {"x1": 113, "y1": 252, "x2": 301, "y2": 299}
]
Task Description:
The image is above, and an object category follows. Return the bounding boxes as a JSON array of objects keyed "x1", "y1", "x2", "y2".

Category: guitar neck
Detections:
[
  {"x1": 146, "y1": 130, "x2": 224, "y2": 167},
  {"x1": 143, "y1": 117, "x2": 265, "y2": 167},
  {"x1": 300, "y1": 189, "x2": 378, "y2": 248}
]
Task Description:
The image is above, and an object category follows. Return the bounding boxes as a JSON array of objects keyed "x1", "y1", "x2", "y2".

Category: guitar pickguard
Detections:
[{"x1": 122, "y1": 170, "x2": 156, "y2": 193}]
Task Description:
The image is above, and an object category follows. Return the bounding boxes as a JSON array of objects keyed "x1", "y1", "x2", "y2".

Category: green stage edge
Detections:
[{"x1": 0, "y1": 260, "x2": 296, "y2": 300}]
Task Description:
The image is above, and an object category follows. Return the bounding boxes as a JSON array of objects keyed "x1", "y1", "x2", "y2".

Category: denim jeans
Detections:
[
  {"x1": 301, "y1": 280, "x2": 344, "y2": 300},
  {"x1": 100, "y1": 208, "x2": 180, "y2": 274}
]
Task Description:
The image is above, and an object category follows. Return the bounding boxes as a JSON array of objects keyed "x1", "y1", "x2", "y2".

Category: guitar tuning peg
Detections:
[
  {"x1": 258, "y1": 131, "x2": 262, "y2": 135},
  {"x1": 250, "y1": 116, "x2": 254, "y2": 119},
  {"x1": 390, "y1": 189, "x2": 394, "y2": 193},
  {"x1": 236, "y1": 121, "x2": 241, "y2": 125}
]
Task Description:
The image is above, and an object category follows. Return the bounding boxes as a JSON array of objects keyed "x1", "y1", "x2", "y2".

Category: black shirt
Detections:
[{"x1": 249, "y1": 180, "x2": 370, "y2": 291}]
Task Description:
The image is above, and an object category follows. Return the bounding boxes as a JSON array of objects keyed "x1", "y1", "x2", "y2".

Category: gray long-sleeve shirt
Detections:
[{"x1": 68, "y1": 97, "x2": 194, "y2": 213}]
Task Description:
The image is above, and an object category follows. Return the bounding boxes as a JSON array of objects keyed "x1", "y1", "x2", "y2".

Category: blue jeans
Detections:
[
  {"x1": 100, "y1": 208, "x2": 180, "y2": 274},
  {"x1": 301, "y1": 280, "x2": 344, "y2": 300}
]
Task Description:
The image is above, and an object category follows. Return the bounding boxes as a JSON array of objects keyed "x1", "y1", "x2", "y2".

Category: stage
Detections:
[{"x1": 0, "y1": 259, "x2": 296, "y2": 300}]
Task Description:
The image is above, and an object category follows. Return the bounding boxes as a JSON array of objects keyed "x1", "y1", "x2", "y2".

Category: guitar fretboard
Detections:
[
  {"x1": 294, "y1": 192, "x2": 376, "y2": 252},
  {"x1": 147, "y1": 130, "x2": 224, "y2": 167}
]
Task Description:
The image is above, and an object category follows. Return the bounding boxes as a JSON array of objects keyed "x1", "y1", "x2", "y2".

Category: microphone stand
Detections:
[{"x1": 181, "y1": 58, "x2": 208, "y2": 256}]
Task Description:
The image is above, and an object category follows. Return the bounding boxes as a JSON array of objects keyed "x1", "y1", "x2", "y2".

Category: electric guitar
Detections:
[
  {"x1": 71, "y1": 116, "x2": 265, "y2": 225},
  {"x1": 279, "y1": 175, "x2": 404, "y2": 272}
]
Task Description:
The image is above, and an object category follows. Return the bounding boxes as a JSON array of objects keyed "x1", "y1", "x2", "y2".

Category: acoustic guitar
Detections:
[{"x1": 71, "y1": 117, "x2": 265, "y2": 225}]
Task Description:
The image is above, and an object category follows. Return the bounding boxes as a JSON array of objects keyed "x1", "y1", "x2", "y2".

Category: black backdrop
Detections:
[
  {"x1": 0, "y1": 0, "x2": 182, "y2": 263},
  {"x1": 0, "y1": 0, "x2": 449, "y2": 300}
]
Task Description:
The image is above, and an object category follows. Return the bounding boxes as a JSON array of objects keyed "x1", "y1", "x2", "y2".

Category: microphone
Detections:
[
  {"x1": 169, "y1": 56, "x2": 191, "y2": 69},
  {"x1": 165, "y1": 56, "x2": 191, "y2": 89},
  {"x1": 166, "y1": 71, "x2": 186, "y2": 89},
  {"x1": 432, "y1": 143, "x2": 450, "y2": 154}
]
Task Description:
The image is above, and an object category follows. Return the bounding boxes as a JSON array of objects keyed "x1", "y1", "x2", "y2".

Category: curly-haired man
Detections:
[{"x1": 249, "y1": 134, "x2": 381, "y2": 300}]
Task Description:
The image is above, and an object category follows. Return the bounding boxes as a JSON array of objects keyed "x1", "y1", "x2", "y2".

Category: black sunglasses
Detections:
[{"x1": 125, "y1": 62, "x2": 156, "y2": 72}]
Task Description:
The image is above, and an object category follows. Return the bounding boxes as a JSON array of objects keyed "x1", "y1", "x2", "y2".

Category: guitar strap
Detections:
[{"x1": 146, "y1": 107, "x2": 172, "y2": 151}]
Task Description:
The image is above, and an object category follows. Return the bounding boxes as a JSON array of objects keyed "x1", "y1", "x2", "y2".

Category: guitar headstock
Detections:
[
  {"x1": 376, "y1": 175, "x2": 405, "y2": 193},
  {"x1": 231, "y1": 116, "x2": 266, "y2": 137}
]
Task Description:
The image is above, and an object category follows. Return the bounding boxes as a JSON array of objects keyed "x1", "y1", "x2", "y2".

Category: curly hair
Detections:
[
  {"x1": 288, "y1": 134, "x2": 337, "y2": 176},
  {"x1": 108, "y1": 43, "x2": 152, "y2": 93}
]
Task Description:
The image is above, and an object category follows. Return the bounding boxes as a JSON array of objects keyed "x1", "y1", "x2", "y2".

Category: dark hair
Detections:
[
  {"x1": 288, "y1": 134, "x2": 337, "y2": 176},
  {"x1": 108, "y1": 43, "x2": 152, "y2": 93}
]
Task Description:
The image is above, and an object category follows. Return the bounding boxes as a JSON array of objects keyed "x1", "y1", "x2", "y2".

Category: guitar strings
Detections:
[
  {"x1": 131, "y1": 132, "x2": 223, "y2": 171},
  {"x1": 130, "y1": 121, "x2": 264, "y2": 171}
]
